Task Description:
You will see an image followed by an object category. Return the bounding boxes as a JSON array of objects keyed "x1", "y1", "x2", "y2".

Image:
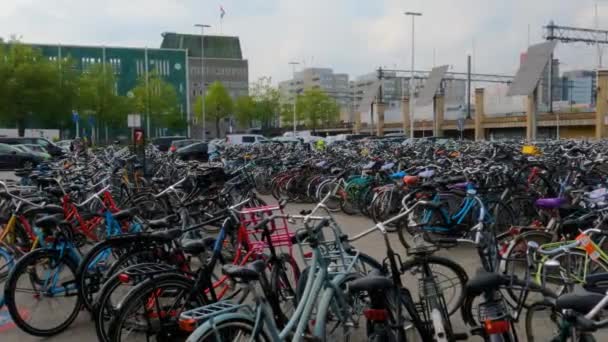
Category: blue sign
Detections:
[{"x1": 72, "y1": 111, "x2": 79, "y2": 123}]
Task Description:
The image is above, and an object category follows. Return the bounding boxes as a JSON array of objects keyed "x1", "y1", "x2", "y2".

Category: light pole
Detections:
[
  {"x1": 288, "y1": 61, "x2": 300, "y2": 134},
  {"x1": 405, "y1": 11, "x2": 422, "y2": 139},
  {"x1": 195, "y1": 24, "x2": 211, "y2": 140}
]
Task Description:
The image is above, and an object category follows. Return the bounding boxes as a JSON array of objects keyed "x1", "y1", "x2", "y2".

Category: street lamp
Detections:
[
  {"x1": 289, "y1": 61, "x2": 300, "y2": 134},
  {"x1": 195, "y1": 24, "x2": 211, "y2": 140},
  {"x1": 405, "y1": 11, "x2": 422, "y2": 139}
]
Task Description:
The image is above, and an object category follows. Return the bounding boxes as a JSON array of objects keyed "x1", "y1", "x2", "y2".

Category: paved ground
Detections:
[{"x1": 0, "y1": 174, "x2": 598, "y2": 341}]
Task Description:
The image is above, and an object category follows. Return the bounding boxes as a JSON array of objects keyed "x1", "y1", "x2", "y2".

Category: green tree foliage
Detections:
[
  {"x1": 234, "y1": 95, "x2": 256, "y2": 128},
  {"x1": 76, "y1": 63, "x2": 122, "y2": 133},
  {"x1": 0, "y1": 40, "x2": 71, "y2": 135},
  {"x1": 297, "y1": 89, "x2": 340, "y2": 131},
  {"x1": 130, "y1": 70, "x2": 181, "y2": 131},
  {"x1": 194, "y1": 81, "x2": 233, "y2": 138},
  {"x1": 250, "y1": 77, "x2": 281, "y2": 129}
]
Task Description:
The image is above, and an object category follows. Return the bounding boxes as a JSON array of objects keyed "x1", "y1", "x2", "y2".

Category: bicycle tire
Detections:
[
  {"x1": 108, "y1": 273, "x2": 208, "y2": 342},
  {"x1": 75, "y1": 239, "x2": 133, "y2": 311},
  {"x1": 4, "y1": 248, "x2": 81, "y2": 337},
  {"x1": 270, "y1": 253, "x2": 300, "y2": 322},
  {"x1": 186, "y1": 317, "x2": 272, "y2": 342},
  {"x1": 525, "y1": 301, "x2": 562, "y2": 342},
  {"x1": 400, "y1": 255, "x2": 468, "y2": 317}
]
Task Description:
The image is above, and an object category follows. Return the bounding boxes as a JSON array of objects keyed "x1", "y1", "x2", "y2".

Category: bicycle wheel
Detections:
[
  {"x1": 313, "y1": 273, "x2": 362, "y2": 342},
  {"x1": 76, "y1": 239, "x2": 132, "y2": 311},
  {"x1": 525, "y1": 301, "x2": 562, "y2": 342},
  {"x1": 501, "y1": 230, "x2": 553, "y2": 308},
  {"x1": 186, "y1": 317, "x2": 272, "y2": 342},
  {"x1": 0, "y1": 246, "x2": 16, "y2": 307},
  {"x1": 108, "y1": 273, "x2": 207, "y2": 342},
  {"x1": 400, "y1": 255, "x2": 468, "y2": 317},
  {"x1": 270, "y1": 253, "x2": 300, "y2": 320},
  {"x1": 316, "y1": 181, "x2": 342, "y2": 212},
  {"x1": 539, "y1": 249, "x2": 608, "y2": 297},
  {"x1": 94, "y1": 263, "x2": 167, "y2": 342},
  {"x1": 4, "y1": 248, "x2": 81, "y2": 336}
]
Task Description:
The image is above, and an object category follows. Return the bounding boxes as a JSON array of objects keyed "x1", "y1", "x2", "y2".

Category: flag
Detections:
[{"x1": 220, "y1": 5, "x2": 226, "y2": 19}]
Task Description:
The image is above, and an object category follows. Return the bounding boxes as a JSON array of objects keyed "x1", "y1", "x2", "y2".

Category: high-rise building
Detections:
[
  {"x1": 562, "y1": 70, "x2": 596, "y2": 105},
  {"x1": 160, "y1": 32, "x2": 248, "y2": 137},
  {"x1": 278, "y1": 68, "x2": 351, "y2": 122}
]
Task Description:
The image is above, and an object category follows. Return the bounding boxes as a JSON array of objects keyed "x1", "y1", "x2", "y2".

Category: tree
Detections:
[
  {"x1": 195, "y1": 81, "x2": 233, "y2": 138},
  {"x1": 76, "y1": 63, "x2": 122, "y2": 142},
  {"x1": 297, "y1": 89, "x2": 340, "y2": 131},
  {"x1": 130, "y1": 70, "x2": 181, "y2": 134},
  {"x1": 0, "y1": 40, "x2": 64, "y2": 136},
  {"x1": 234, "y1": 95, "x2": 256, "y2": 128},
  {"x1": 250, "y1": 77, "x2": 281, "y2": 129}
]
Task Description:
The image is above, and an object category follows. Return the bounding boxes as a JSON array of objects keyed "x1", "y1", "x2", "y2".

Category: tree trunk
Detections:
[
  {"x1": 215, "y1": 118, "x2": 220, "y2": 138},
  {"x1": 17, "y1": 118, "x2": 25, "y2": 137}
]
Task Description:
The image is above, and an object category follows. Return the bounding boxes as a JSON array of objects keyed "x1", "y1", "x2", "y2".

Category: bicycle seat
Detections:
[
  {"x1": 112, "y1": 208, "x2": 138, "y2": 221},
  {"x1": 556, "y1": 287, "x2": 605, "y2": 314},
  {"x1": 584, "y1": 273, "x2": 608, "y2": 294},
  {"x1": 348, "y1": 273, "x2": 393, "y2": 293},
  {"x1": 466, "y1": 270, "x2": 510, "y2": 296},
  {"x1": 535, "y1": 197, "x2": 566, "y2": 210},
  {"x1": 147, "y1": 215, "x2": 177, "y2": 229},
  {"x1": 222, "y1": 260, "x2": 266, "y2": 282},
  {"x1": 148, "y1": 228, "x2": 182, "y2": 241},
  {"x1": 35, "y1": 214, "x2": 63, "y2": 229},
  {"x1": 182, "y1": 240, "x2": 208, "y2": 255},
  {"x1": 22, "y1": 204, "x2": 64, "y2": 217}
]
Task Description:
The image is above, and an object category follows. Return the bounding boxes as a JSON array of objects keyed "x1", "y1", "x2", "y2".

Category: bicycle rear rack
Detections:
[
  {"x1": 121, "y1": 263, "x2": 180, "y2": 284},
  {"x1": 179, "y1": 301, "x2": 252, "y2": 325}
]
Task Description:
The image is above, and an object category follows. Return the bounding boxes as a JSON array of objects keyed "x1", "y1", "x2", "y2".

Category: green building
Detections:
[{"x1": 33, "y1": 43, "x2": 189, "y2": 138}]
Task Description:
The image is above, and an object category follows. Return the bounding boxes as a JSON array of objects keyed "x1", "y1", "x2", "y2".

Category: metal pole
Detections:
[
  {"x1": 185, "y1": 53, "x2": 191, "y2": 138},
  {"x1": 289, "y1": 61, "x2": 300, "y2": 134},
  {"x1": 405, "y1": 12, "x2": 422, "y2": 139},
  {"x1": 144, "y1": 47, "x2": 150, "y2": 137},
  {"x1": 195, "y1": 24, "x2": 211, "y2": 140},
  {"x1": 549, "y1": 54, "x2": 554, "y2": 113},
  {"x1": 467, "y1": 55, "x2": 471, "y2": 119}
]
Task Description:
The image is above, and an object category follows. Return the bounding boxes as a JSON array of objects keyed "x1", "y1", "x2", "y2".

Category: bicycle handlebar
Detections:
[
  {"x1": 77, "y1": 185, "x2": 111, "y2": 207},
  {"x1": 530, "y1": 228, "x2": 601, "y2": 256}
]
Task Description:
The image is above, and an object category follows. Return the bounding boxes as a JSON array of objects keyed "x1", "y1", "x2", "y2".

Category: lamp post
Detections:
[
  {"x1": 405, "y1": 11, "x2": 422, "y2": 139},
  {"x1": 289, "y1": 61, "x2": 300, "y2": 134},
  {"x1": 194, "y1": 24, "x2": 211, "y2": 140}
]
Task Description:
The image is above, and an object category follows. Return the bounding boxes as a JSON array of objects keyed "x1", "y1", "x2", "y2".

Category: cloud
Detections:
[{"x1": 0, "y1": 0, "x2": 605, "y2": 84}]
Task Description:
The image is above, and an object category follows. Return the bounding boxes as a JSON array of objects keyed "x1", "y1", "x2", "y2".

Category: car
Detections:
[
  {"x1": 175, "y1": 142, "x2": 209, "y2": 161},
  {"x1": 169, "y1": 139, "x2": 200, "y2": 153},
  {"x1": 55, "y1": 140, "x2": 72, "y2": 153},
  {"x1": 0, "y1": 143, "x2": 43, "y2": 170},
  {"x1": 0, "y1": 137, "x2": 63, "y2": 157},
  {"x1": 225, "y1": 134, "x2": 268, "y2": 145},
  {"x1": 15, "y1": 144, "x2": 52, "y2": 160},
  {"x1": 271, "y1": 137, "x2": 303, "y2": 144},
  {"x1": 152, "y1": 136, "x2": 187, "y2": 152}
]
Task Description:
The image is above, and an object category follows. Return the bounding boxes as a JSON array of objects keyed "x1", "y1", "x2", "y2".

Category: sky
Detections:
[{"x1": 0, "y1": 0, "x2": 606, "y2": 84}]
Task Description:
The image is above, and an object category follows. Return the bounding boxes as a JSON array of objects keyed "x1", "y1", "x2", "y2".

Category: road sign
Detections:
[
  {"x1": 72, "y1": 111, "x2": 79, "y2": 123},
  {"x1": 133, "y1": 128, "x2": 144, "y2": 145},
  {"x1": 128, "y1": 114, "x2": 142, "y2": 128},
  {"x1": 457, "y1": 118, "x2": 465, "y2": 131}
]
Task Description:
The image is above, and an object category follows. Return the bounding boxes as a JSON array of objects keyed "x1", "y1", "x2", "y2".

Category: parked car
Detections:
[
  {"x1": 0, "y1": 137, "x2": 63, "y2": 157},
  {"x1": 175, "y1": 142, "x2": 208, "y2": 161},
  {"x1": 15, "y1": 144, "x2": 52, "y2": 160},
  {"x1": 225, "y1": 134, "x2": 268, "y2": 145},
  {"x1": 55, "y1": 140, "x2": 72, "y2": 153},
  {"x1": 169, "y1": 139, "x2": 200, "y2": 153},
  {"x1": 0, "y1": 143, "x2": 43, "y2": 170},
  {"x1": 152, "y1": 136, "x2": 187, "y2": 152}
]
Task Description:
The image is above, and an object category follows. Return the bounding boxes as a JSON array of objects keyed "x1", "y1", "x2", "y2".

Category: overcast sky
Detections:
[{"x1": 1, "y1": 0, "x2": 606, "y2": 84}]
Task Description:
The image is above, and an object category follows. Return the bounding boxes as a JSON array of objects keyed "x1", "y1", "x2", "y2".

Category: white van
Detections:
[{"x1": 225, "y1": 134, "x2": 268, "y2": 145}]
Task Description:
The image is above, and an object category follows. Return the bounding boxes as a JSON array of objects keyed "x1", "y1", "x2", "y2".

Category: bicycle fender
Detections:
[{"x1": 185, "y1": 313, "x2": 257, "y2": 342}]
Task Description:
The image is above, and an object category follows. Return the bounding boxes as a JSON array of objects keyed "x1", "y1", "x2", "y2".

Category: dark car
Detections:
[
  {"x1": 0, "y1": 143, "x2": 43, "y2": 170},
  {"x1": 169, "y1": 139, "x2": 200, "y2": 153},
  {"x1": 0, "y1": 137, "x2": 63, "y2": 157},
  {"x1": 175, "y1": 142, "x2": 208, "y2": 161},
  {"x1": 152, "y1": 136, "x2": 187, "y2": 152}
]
